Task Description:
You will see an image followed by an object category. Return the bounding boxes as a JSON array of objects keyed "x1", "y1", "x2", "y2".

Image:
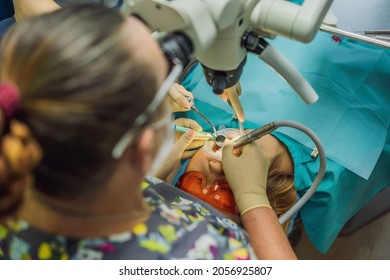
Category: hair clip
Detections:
[{"x1": 0, "y1": 83, "x2": 21, "y2": 120}]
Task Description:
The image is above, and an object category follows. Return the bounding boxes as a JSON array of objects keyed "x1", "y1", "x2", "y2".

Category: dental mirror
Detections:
[{"x1": 215, "y1": 134, "x2": 227, "y2": 146}]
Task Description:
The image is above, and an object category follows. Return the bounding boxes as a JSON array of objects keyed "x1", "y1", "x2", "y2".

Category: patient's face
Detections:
[
  {"x1": 185, "y1": 128, "x2": 242, "y2": 185},
  {"x1": 180, "y1": 146, "x2": 240, "y2": 222},
  {"x1": 185, "y1": 127, "x2": 243, "y2": 190},
  {"x1": 185, "y1": 146, "x2": 225, "y2": 187},
  {"x1": 177, "y1": 129, "x2": 242, "y2": 219},
  {"x1": 178, "y1": 130, "x2": 295, "y2": 227}
]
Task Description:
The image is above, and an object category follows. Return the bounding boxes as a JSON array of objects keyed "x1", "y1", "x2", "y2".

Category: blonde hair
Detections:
[{"x1": 266, "y1": 166, "x2": 296, "y2": 232}]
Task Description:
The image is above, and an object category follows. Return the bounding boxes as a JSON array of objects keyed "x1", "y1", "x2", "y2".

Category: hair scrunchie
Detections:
[{"x1": 0, "y1": 83, "x2": 21, "y2": 121}]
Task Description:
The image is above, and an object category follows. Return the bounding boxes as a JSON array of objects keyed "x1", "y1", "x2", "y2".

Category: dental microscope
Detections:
[
  {"x1": 122, "y1": 0, "x2": 333, "y2": 120},
  {"x1": 121, "y1": 0, "x2": 332, "y2": 224}
]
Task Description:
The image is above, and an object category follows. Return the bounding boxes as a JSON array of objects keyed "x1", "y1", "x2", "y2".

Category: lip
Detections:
[{"x1": 203, "y1": 128, "x2": 241, "y2": 161}]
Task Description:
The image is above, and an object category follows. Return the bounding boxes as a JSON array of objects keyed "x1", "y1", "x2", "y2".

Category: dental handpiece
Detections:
[
  {"x1": 184, "y1": 96, "x2": 226, "y2": 143},
  {"x1": 191, "y1": 105, "x2": 228, "y2": 144},
  {"x1": 232, "y1": 122, "x2": 277, "y2": 148},
  {"x1": 173, "y1": 125, "x2": 214, "y2": 139},
  {"x1": 189, "y1": 104, "x2": 217, "y2": 135}
]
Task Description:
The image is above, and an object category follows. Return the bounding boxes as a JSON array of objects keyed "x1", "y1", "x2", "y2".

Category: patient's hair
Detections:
[
  {"x1": 0, "y1": 5, "x2": 165, "y2": 217},
  {"x1": 266, "y1": 158, "x2": 296, "y2": 232}
]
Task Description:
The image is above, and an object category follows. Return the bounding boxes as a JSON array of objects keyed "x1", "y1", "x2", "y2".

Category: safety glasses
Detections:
[
  {"x1": 112, "y1": 58, "x2": 183, "y2": 159},
  {"x1": 176, "y1": 171, "x2": 239, "y2": 215}
]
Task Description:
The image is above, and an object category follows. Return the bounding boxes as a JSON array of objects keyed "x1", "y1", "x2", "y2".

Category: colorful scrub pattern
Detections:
[{"x1": 0, "y1": 176, "x2": 256, "y2": 260}]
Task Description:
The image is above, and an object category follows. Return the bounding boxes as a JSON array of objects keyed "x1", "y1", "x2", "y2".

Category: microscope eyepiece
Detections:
[{"x1": 159, "y1": 32, "x2": 193, "y2": 69}]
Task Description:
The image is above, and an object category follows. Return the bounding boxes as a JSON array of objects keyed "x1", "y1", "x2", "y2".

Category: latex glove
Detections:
[
  {"x1": 168, "y1": 83, "x2": 194, "y2": 113},
  {"x1": 152, "y1": 118, "x2": 203, "y2": 182},
  {"x1": 222, "y1": 143, "x2": 270, "y2": 215},
  {"x1": 173, "y1": 118, "x2": 207, "y2": 156}
]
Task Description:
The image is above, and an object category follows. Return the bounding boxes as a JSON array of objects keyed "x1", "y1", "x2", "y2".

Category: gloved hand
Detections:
[
  {"x1": 152, "y1": 118, "x2": 204, "y2": 183},
  {"x1": 173, "y1": 118, "x2": 208, "y2": 156},
  {"x1": 222, "y1": 143, "x2": 271, "y2": 215},
  {"x1": 168, "y1": 83, "x2": 194, "y2": 113}
]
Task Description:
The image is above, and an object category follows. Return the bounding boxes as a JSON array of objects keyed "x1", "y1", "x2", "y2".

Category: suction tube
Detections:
[{"x1": 274, "y1": 121, "x2": 326, "y2": 225}]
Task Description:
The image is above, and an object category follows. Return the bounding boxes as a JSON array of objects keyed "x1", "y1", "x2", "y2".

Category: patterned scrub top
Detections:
[{"x1": 0, "y1": 176, "x2": 256, "y2": 260}]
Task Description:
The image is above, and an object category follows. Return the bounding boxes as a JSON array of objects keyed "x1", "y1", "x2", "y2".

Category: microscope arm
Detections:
[
  {"x1": 243, "y1": 32, "x2": 318, "y2": 104},
  {"x1": 251, "y1": 0, "x2": 333, "y2": 43},
  {"x1": 260, "y1": 43, "x2": 318, "y2": 104}
]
